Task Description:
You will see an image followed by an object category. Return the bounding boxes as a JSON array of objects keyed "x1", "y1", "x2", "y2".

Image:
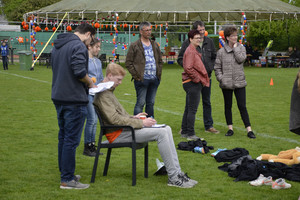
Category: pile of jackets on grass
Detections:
[
  {"x1": 177, "y1": 139, "x2": 214, "y2": 153},
  {"x1": 214, "y1": 148, "x2": 300, "y2": 182}
]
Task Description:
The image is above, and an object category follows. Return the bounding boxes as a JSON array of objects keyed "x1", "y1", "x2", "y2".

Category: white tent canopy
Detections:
[{"x1": 27, "y1": 0, "x2": 300, "y2": 23}]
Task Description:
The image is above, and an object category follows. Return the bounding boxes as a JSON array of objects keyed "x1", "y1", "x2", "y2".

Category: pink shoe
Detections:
[{"x1": 272, "y1": 178, "x2": 291, "y2": 190}]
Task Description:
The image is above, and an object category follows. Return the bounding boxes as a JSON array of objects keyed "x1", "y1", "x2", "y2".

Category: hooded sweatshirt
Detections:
[{"x1": 51, "y1": 33, "x2": 89, "y2": 105}]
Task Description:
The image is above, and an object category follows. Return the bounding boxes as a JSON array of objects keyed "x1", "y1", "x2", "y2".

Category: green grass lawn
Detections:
[{"x1": 0, "y1": 63, "x2": 299, "y2": 200}]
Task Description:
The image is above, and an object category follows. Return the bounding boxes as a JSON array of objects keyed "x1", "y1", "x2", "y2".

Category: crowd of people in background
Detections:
[{"x1": 32, "y1": 20, "x2": 299, "y2": 190}]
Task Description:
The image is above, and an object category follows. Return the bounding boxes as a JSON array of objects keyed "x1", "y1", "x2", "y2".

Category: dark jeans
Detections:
[
  {"x1": 222, "y1": 87, "x2": 251, "y2": 128},
  {"x1": 2, "y1": 56, "x2": 8, "y2": 70},
  {"x1": 181, "y1": 82, "x2": 202, "y2": 136},
  {"x1": 134, "y1": 78, "x2": 160, "y2": 118},
  {"x1": 201, "y1": 79, "x2": 213, "y2": 130},
  {"x1": 55, "y1": 104, "x2": 87, "y2": 182}
]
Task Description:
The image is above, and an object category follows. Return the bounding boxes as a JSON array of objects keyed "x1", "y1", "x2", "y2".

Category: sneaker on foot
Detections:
[
  {"x1": 205, "y1": 127, "x2": 220, "y2": 134},
  {"x1": 225, "y1": 129, "x2": 234, "y2": 136},
  {"x1": 60, "y1": 180, "x2": 90, "y2": 189},
  {"x1": 272, "y1": 178, "x2": 291, "y2": 189},
  {"x1": 180, "y1": 173, "x2": 198, "y2": 185},
  {"x1": 249, "y1": 174, "x2": 273, "y2": 186},
  {"x1": 167, "y1": 174, "x2": 194, "y2": 188},
  {"x1": 74, "y1": 175, "x2": 81, "y2": 182},
  {"x1": 187, "y1": 135, "x2": 200, "y2": 141},
  {"x1": 211, "y1": 148, "x2": 227, "y2": 157},
  {"x1": 247, "y1": 131, "x2": 256, "y2": 139},
  {"x1": 83, "y1": 143, "x2": 103, "y2": 157}
]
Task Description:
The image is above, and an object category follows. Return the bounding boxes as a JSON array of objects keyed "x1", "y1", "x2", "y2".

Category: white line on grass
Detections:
[
  {"x1": 3, "y1": 71, "x2": 299, "y2": 145},
  {"x1": 0, "y1": 71, "x2": 51, "y2": 84},
  {"x1": 119, "y1": 99, "x2": 300, "y2": 145}
]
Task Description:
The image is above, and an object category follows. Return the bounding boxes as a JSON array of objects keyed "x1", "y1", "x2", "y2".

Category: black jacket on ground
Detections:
[
  {"x1": 51, "y1": 33, "x2": 89, "y2": 105},
  {"x1": 218, "y1": 156, "x2": 300, "y2": 182},
  {"x1": 214, "y1": 148, "x2": 249, "y2": 162}
]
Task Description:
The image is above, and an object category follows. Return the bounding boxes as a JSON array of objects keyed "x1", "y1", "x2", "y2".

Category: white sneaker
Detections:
[
  {"x1": 167, "y1": 174, "x2": 194, "y2": 188},
  {"x1": 272, "y1": 178, "x2": 291, "y2": 190},
  {"x1": 249, "y1": 174, "x2": 273, "y2": 186},
  {"x1": 60, "y1": 180, "x2": 90, "y2": 189}
]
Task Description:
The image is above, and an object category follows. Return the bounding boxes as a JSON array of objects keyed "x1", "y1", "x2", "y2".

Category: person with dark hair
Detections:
[
  {"x1": 177, "y1": 21, "x2": 219, "y2": 135},
  {"x1": 83, "y1": 38, "x2": 104, "y2": 157},
  {"x1": 125, "y1": 21, "x2": 163, "y2": 118},
  {"x1": 214, "y1": 26, "x2": 256, "y2": 139},
  {"x1": 51, "y1": 23, "x2": 96, "y2": 189},
  {"x1": 94, "y1": 63, "x2": 198, "y2": 188},
  {"x1": 245, "y1": 42, "x2": 253, "y2": 65},
  {"x1": 180, "y1": 29, "x2": 210, "y2": 141},
  {"x1": 1, "y1": 41, "x2": 9, "y2": 70},
  {"x1": 289, "y1": 70, "x2": 300, "y2": 135}
]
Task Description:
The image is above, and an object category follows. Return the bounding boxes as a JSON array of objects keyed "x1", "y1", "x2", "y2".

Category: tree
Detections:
[
  {"x1": 2, "y1": 0, "x2": 60, "y2": 21},
  {"x1": 247, "y1": 20, "x2": 300, "y2": 51}
]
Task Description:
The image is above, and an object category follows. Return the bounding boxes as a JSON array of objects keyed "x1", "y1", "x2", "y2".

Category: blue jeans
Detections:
[
  {"x1": 201, "y1": 79, "x2": 214, "y2": 130},
  {"x1": 181, "y1": 82, "x2": 202, "y2": 136},
  {"x1": 55, "y1": 104, "x2": 87, "y2": 182},
  {"x1": 134, "y1": 78, "x2": 160, "y2": 118},
  {"x1": 84, "y1": 95, "x2": 98, "y2": 144}
]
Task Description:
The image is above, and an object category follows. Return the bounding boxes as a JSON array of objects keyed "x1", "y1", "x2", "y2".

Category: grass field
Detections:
[{"x1": 0, "y1": 63, "x2": 299, "y2": 200}]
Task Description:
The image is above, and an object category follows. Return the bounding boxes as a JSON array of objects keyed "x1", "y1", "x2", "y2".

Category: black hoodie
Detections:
[{"x1": 51, "y1": 33, "x2": 89, "y2": 105}]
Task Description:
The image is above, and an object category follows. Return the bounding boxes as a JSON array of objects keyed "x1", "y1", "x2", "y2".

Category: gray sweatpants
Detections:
[{"x1": 113, "y1": 125, "x2": 182, "y2": 179}]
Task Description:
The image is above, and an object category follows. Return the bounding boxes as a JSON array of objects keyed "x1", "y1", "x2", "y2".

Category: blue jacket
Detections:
[
  {"x1": 51, "y1": 33, "x2": 89, "y2": 105},
  {"x1": 88, "y1": 57, "x2": 103, "y2": 85},
  {"x1": 1, "y1": 45, "x2": 9, "y2": 57}
]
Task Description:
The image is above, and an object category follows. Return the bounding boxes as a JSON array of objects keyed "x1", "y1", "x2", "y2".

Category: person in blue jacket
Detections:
[
  {"x1": 51, "y1": 23, "x2": 96, "y2": 190},
  {"x1": 83, "y1": 38, "x2": 104, "y2": 157},
  {"x1": 1, "y1": 41, "x2": 9, "y2": 70}
]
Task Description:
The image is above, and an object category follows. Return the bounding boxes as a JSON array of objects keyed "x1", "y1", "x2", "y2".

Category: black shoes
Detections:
[
  {"x1": 83, "y1": 142, "x2": 103, "y2": 157},
  {"x1": 225, "y1": 129, "x2": 256, "y2": 139},
  {"x1": 247, "y1": 131, "x2": 256, "y2": 139},
  {"x1": 225, "y1": 129, "x2": 234, "y2": 136}
]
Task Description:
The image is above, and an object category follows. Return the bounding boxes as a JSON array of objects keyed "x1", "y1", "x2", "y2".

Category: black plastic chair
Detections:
[
  {"x1": 98, "y1": 54, "x2": 107, "y2": 67},
  {"x1": 91, "y1": 106, "x2": 148, "y2": 186}
]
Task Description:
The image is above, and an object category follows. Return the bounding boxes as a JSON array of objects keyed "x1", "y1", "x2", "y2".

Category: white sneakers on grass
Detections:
[{"x1": 249, "y1": 174, "x2": 291, "y2": 189}]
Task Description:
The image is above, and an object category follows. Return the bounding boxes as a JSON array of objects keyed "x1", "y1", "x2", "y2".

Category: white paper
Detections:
[
  {"x1": 89, "y1": 81, "x2": 114, "y2": 95},
  {"x1": 151, "y1": 124, "x2": 166, "y2": 128}
]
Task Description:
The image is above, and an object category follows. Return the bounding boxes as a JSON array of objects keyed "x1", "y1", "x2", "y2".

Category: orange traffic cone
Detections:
[{"x1": 270, "y1": 78, "x2": 274, "y2": 86}]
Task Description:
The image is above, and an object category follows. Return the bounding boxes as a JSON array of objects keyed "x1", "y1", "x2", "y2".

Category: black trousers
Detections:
[
  {"x1": 181, "y1": 81, "x2": 202, "y2": 136},
  {"x1": 2, "y1": 56, "x2": 8, "y2": 70},
  {"x1": 222, "y1": 87, "x2": 251, "y2": 128}
]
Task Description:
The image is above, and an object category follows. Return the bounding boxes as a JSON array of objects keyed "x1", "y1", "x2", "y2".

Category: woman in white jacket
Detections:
[{"x1": 214, "y1": 26, "x2": 255, "y2": 139}]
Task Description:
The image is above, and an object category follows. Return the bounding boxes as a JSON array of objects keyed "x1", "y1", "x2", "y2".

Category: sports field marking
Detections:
[
  {"x1": 119, "y1": 100, "x2": 300, "y2": 145},
  {"x1": 2, "y1": 71, "x2": 299, "y2": 145},
  {"x1": 0, "y1": 71, "x2": 51, "y2": 84}
]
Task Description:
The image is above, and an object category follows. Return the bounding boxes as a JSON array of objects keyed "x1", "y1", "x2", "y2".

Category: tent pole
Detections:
[
  {"x1": 214, "y1": 20, "x2": 217, "y2": 35},
  {"x1": 129, "y1": 25, "x2": 131, "y2": 45},
  {"x1": 159, "y1": 25, "x2": 162, "y2": 52}
]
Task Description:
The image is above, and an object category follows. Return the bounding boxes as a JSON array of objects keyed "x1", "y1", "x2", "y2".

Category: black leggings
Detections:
[{"x1": 222, "y1": 87, "x2": 251, "y2": 128}]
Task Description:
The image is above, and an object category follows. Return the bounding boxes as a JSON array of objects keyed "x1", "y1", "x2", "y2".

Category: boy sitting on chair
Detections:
[{"x1": 93, "y1": 63, "x2": 198, "y2": 188}]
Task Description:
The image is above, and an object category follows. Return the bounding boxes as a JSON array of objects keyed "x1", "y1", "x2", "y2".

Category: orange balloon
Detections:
[
  {"x1": 219, "y1": 30, "x2": 224, "y2": 37},
  {"x1": 45, "y1": 27, "x2": 49, "y2": 31},
  {"x1": 66, "y1": 25, "x2": 72, "y2": 32},
  {"x1": 205, "y1": 31, "x2": 208, "y2": 36},
  {"x1": 94, "y1": 22, "x2": 100, "y2": 29}
]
